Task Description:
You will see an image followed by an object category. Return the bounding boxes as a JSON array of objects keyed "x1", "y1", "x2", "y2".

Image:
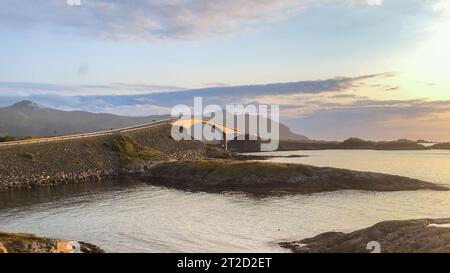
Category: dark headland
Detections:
[{"x1": 280, "y1": 218, "x2": 450, "y2": 253}]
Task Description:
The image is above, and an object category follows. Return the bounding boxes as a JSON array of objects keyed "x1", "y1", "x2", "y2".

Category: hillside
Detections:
[{"x1": 0, "y1": 101, "x2": 169, "y2": 137}]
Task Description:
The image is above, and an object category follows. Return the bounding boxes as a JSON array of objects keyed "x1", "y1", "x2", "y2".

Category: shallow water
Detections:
[{"x1": 1, "y1": 149, "x2": 450, "y2": 253}]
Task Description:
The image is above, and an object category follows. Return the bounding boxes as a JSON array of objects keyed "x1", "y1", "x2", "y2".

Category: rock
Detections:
[
  {"x1": 132, "y1": 160, "x2": 448, "y2": 195},
  {"x1": 280, "y1": 218, "x2": 450, "y2": 253},
  {"x1": 0, "y1": 242, "x2": 7, "y2": 253},
  {"x1": 0, "y1": 232, "x2": 105, "y2": 253}
]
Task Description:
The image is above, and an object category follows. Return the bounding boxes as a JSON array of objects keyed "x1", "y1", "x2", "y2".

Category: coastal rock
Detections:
[
  {"x1": 280, "y1": 218, "x2": 450, "y2": 253},
  {"x1": 133, "y1": 160, "x2": 448, "y2": 195},
  {"x1": 0, "y1": 232, "x2": 104, "y2": 253}
]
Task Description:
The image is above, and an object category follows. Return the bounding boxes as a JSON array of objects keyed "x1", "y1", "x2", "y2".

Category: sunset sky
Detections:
[{"x1": 1, "y1": 0, "x2": 450, "y2": 141}]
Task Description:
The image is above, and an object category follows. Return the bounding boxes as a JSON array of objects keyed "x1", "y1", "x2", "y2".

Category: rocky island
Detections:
[
  {"x1": 280, "y1": 218, "x2": 450, "y2": 253},
  {"x1": 131, "y1": 160, "x2": 448, "y2": 195}
]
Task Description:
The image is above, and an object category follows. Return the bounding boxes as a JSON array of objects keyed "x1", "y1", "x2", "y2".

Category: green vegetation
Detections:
[
  {"x1": 109, "y1": 134, "x2": 164, "y2": 166},
  {"x1": 166, "y1": 160, "x2": 312, "y2": 178},
  {"x1": 341, "y1": 137, "x2": 374, "y2": 146},
  {"x1": 0, "y1": 136, "x2": 38, "y2": 143},
  {"x1": 22, "y1": 152, "x2": 36, "y2": 161},
  {"x1": 0, "y1": 136, "x2": 16, "y2": 142},
  {"x1": 66, "y1": 159, "x2": 83, "y2": 165},
  {"x1": 22, "y1": 136, "x2": 38, "y2": 140},
  {"x1": 339, "y1": 138, "x2": 426, "y2": 150},
  {"x1": 205, "y1": 145, "x2": 231, "y2": 159}
]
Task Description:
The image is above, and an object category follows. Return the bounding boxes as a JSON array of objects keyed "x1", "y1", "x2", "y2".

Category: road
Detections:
[
  {"x1": 0, "y1": 117, "x2": 246, "y2": 148},
  {"x1": 0, "y1": 118, "x2": 174, "y2": 148}
]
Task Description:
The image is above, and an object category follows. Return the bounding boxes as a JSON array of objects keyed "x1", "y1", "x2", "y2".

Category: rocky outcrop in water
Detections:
[
  {"x1": 0, "y1": 232, "x2": 104, "y2": 253},
  {"x1": 280, "y1": 218, "x2": 450, "y2": 253},
  {"x1": 133, "y1": 160, "x2": 448, "y2": 195}
]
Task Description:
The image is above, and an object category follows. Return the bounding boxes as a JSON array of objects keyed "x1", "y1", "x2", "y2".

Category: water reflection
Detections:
[{"x1": 1, "y1": 150, "x2": 450, "y2": 252}]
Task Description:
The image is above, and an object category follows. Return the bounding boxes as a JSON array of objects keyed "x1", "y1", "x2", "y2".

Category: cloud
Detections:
[
  {"x1": 0, "y1": 0, "x2": 388, "y2": 41},
  {"x1": 366, "y1": 0, "x2": 384, "y2": 6},
  {"x1": 0, "y1": 81, "x2": 185, "y2": 96},
  {"x1": 433, "y1": 0, "x2": 450, "y2": 15},
  {"x1": 2, "y1": 73, "x2": 450, "y2": 141},
  {"x1": 0, "y1": 72, "x2": 398, "y2": 120},
  {"x1": 0, "y1": 72, "x2": 393, "y2": 109},
  {"x1": 286, "y1": 99, "x2": 450, "y2": 141},
  {"x1": 79, "y1": 103, "x2": 172, "y2": 116}
]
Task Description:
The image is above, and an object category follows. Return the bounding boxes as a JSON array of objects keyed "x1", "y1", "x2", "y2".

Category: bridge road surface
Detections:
[
  {"x1": 0, "y1": 118, "x2": 174, "y2": 148},
  {"x1": 0, "y1": 118, "x2": 244, "y2": 148}
]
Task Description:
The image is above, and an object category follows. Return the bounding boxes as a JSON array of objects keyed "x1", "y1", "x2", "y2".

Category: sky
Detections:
[{"x1": 0, "y1": 0, "x2": 450, "y2": 141}]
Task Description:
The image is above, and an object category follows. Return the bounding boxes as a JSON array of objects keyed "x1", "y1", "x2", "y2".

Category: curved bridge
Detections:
[
  {"x1": 171, "y1": 117, "x2": 246, "y2": 135},
  {"x1": 0, "y1": 118, "x2": 174, "y2": 148},
  {"x1": 0, "y1": 117, "x2": 250, "y2": 149}
]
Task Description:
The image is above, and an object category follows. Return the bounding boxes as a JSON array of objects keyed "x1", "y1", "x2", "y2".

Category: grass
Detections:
[
  {"x1": 109, "y1": 135, "x2": 164, "y2": 166},
  {"x1": 167, "y1": 160, "x2": 312, "y2": 178},
  {"x1": 0, "y1": 136, "x2": 16, "y2": 143},
  {"x1": 22, "y1": 152, "x2": 36, "y2": 161},
  {"x1": 66, "y1": 159, "x2": 83, "y2": 165},
  {"x1": 0, "y1": 136, "x2": 38, "y2": 143}
]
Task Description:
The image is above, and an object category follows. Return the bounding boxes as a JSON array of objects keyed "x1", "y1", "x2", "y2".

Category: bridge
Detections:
[
  {"x1": 0, "y1": 118, "x2": 174, "y2": 148},
  {"x1": 0, "y1": 117, "x2": 247, "y2": 150},
  {"x1": 172, "y1": 117, "x2": 249, "y2": 150}
]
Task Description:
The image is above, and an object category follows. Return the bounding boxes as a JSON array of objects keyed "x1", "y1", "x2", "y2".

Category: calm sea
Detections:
[{"x1": 1, "y1": 149, "x2": 450, "y2": 252}]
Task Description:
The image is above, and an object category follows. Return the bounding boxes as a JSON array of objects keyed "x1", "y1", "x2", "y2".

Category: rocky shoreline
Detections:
[
  {"x1": 0, "y1": 232, "x2": 104, "y2": 253},
  {"x1": 280, "y1": 218, "x2": 450, "y2": 253},
  {"x1": 0, "y1": 124, "x2": 214, "y2": 192},
  {"x1": 129, "y1": 160, "x2": 448, "y2": 195}
]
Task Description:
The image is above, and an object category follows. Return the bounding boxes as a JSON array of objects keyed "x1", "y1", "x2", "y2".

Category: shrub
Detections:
[
  {"x1": 0, "y1": 136, "x2": 16, "y2": 143},
  {"x1": 109, "y1": 135, "x2": 164, "y2": 166},
  {"x1": 23, "y1": 153, "x2": 36, "y2": 161}
]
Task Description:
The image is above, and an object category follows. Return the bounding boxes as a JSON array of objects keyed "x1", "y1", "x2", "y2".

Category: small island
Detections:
[{"x1": 130, "y1": 160, "x2": 448, "y2": 195}]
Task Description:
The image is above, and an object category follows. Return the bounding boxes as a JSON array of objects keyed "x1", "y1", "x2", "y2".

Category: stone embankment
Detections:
[{"x1": 0, "y1": 124, "x2": 215, "y2": 191}]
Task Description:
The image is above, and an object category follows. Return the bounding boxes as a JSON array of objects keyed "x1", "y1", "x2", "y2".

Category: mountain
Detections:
[
  {"x1": 232, "y1": 112, "x2": 309, "y2": 141},
  {"x1": 184, "y1": 111, "x2": 309, "y2": 142},
  {"x1": 0, "y1": 101, "x2": 169, "y2": 137},
  {"x1": 278, "y1": 123, "x2": 309, "y2": 141},
  {"x1": 0, "y1": 100, "x2": 308, "y2": 141}
]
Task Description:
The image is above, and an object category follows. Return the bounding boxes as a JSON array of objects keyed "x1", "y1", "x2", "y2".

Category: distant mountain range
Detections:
[
  {"x1": 0, "y1": 101, "x2": 309, "y2": 141},
  {"x1": 0, "y1": 101, "x2": 169, "y2": 137}
]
